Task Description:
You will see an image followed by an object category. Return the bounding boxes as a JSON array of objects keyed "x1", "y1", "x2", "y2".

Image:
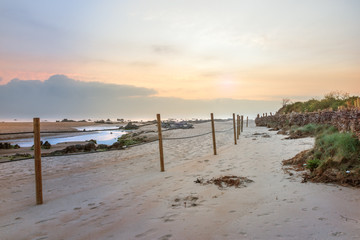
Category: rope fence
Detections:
[{"x1": 0, "y1": 113, "x2": 249, "y2": 205}]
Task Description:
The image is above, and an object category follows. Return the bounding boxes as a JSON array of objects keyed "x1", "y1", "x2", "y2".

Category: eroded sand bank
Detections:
[{"x1": 0, "y1": 121, "x2": 359, "y2": 239}]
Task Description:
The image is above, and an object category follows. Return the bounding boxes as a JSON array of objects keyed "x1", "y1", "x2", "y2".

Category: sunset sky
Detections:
[{"x1": 0, "y1": 0, "x2": 360, "y2": 119}]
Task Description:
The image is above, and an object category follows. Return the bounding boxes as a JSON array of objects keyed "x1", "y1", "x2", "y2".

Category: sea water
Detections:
[{"x1": 1, "y1": 125, "x2": 127, "y2": 147}]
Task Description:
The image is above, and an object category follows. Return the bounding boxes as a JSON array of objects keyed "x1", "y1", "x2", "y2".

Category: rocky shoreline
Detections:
[
  {"x1": 255, "y1": 109, "x2": 360, "y2": 139},
  {"x1": 256, "y1": 109, "x2": 360, "y2": 187}
]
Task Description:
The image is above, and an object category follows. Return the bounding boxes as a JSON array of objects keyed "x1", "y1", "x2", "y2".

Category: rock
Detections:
[
  {"x1": 124, "y1": 122, "x2": 139, "y2": 130},
  {"x1": 97, "y1": 144, "x2": 108, "y2": 149},
  {"x1": 161, "y1": 121, "x2": 193, "y2": 129},
  {"x1": 87, "y1": 139, "x2": 97, "y2": 144},
  {"x1": 84, "y1": 142, "x2": 96, "y2": 152},
  {"x1": 42, "y1": 141, "x2": 51, "y2": 149},
  {"x1": 65, "y1": 145, "x2": 78, "y2": 153},
  {"x1": 0, "y1": 142, "x2": 16, "y2": 149},
  {"x1": 108, "y1": 142, "x2": 123, "y2": 149}
]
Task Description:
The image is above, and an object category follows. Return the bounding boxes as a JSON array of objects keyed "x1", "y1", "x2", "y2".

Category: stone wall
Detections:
[{"x1": 255, "y1": 109, "x2": 360, "y2": 139}]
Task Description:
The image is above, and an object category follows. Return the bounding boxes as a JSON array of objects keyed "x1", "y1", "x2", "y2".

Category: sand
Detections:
[
  {"x1": 0, "y1": 121, "x2": 359, "y2": 240},
  {"x1": 0, "y1": 122, "x2": 97, "y2": 140}
]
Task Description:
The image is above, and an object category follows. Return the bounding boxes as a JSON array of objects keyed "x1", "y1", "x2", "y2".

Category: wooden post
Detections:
[
  {"x1": 156, "y1": 114, "x2": 165, "y2": 172},
  {"x1": 237, "y1": 115, "x2": 240, "y2": 139},
  {"x1": 210, "y1": 113, "x2": 217, "y2": 155},
  {"x1": 33, "y1": 118, "x2": 43, "y2": 205},
  {"x1": 241, "y1": 115, "x2": 244, "y2": 132},
  {"x1": 246, "y1": 116, "x2": 249, "y2": 128},
  {"x1": 232, "y1": 113, "x2": 237, "y2": 145}
]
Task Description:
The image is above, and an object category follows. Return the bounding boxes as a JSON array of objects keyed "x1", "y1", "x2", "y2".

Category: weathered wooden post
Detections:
[
  {"x1": 33, "y1": 118, "x2": 43, "y2": 205},
  {"x1": 246, "y1": 116, "x2": 249, "y2": 127},
  {"x1": 237, "y1": 114, "x2": 240, "y2": 139},
  {"x1": 210, "y1": 113, "x2": 217, "y2": 155},
  {"x1": 156, "y1": 114, "x2": 165, "y2": 172},
  {"x1": 232, "y1": 113, "x2": 237, "y2": 145},
  {"x1": 241, "y1": 115, "x2": 244, "y2": 132}
]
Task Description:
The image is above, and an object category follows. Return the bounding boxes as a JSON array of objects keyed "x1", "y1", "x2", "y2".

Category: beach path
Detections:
[{"x1": 0, "y1": 121, "x2": 359, "y2": 239}]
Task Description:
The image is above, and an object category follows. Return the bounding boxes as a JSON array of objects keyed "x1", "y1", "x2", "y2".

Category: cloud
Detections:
[
  {"x1": 151, "y1": 45, "x2": 178, "y2": 55},
  {"x1": 0, "y1": 75, "x2": 157, "y2": 117},
  {"x1": 0, "y1": 77, "x2": 3, "y2": 83},
  {"x1": 0, "y1": 74, "x2": 279, "y2": 120}
]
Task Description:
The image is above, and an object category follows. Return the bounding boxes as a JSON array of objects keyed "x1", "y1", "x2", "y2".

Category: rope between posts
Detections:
[
  {"x1": 0, "y1": 123, "x2": 158, "y2": 136},
  {"x1": 162, "y1": 127, "x2": 233, "y2": 140},
  {"x1": 0, "y1": 124, "x2": 234, "y2": 163},
  {"x1": 163, "y1": 131, "x2": 212, "y2": 140},
  {"x1": 215, "y1": 127, "x2": 233, "y2": 133},
  {"x1": 0, "y1": 127, "x2": 234, "y2": 163},
  {"x1": 0, "y1": 128, "x2": 124, "y2": 136},
  {"x1": 0, "y1": 139, "x2": 159, "y2": 164}
]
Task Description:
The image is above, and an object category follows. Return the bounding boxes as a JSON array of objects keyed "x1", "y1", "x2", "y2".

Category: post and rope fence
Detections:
[
  {"x1": 211, "y1": 113, "x2": 217, "y2": 155},
  {"x1": 241, "y1": 115, "x2": 244, "y2": 132},
  {"x1": 2, "y1": 113, "x2": 243, "y2": 202},
  {"x1": 246, "y1": 116, "x2": 249, "y2": 128},
  {"x1": 33, "y1": 118, "x2": 43, "y2": 205},
  {"x1": 232, "y1": 113, "x2": 237, "y2": 145},
  {"x1": 156, "y1": 114, "x2": 165, "y2": 172},
  {"x1": 237, "y1": 114, "x2": 240, "y2": 139}
]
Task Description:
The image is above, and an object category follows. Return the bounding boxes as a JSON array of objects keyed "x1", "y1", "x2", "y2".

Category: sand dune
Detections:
[{"x1": 0, "y1": 121, "x2": 359, "y2": 239}]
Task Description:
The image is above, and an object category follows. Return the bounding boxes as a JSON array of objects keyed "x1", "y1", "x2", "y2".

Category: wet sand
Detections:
[
  {"x1": 0, "y1": 122, "x2": 97, "y2": 140},
  {"x1": 0, "y1": 121, "x2": 359, "y2": 239}
]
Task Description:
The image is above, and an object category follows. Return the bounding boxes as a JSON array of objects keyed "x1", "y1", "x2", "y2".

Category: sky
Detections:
[{"x1": 0, "y1": 0, "x2": 359, "y2": 120}]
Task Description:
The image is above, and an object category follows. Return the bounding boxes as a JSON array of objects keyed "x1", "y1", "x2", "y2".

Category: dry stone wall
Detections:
[{"x1": 255, "y1": 109, "x2": 360, "y2": 139}]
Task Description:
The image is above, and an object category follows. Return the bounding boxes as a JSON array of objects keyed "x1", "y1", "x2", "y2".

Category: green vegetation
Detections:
[
  {"x1": 117, "y1": 134, "x2": 143, "y2": 146},
  {"x1": 279, "y1": 91, "x2": 358, "y2": 114},
  {"x1": 296, "y1": 124, "x2": 337, "y2": 136},
  {"x1": 314, "y1": 132, "x2": 360, "y2": 170},
  {"x1": 306, "y1": 159, "x2": 321, "y2": 172},
  {"x1": 293, "y1": 124, "x2": 360, "y2": 173},
  {"x1": 287, "y1": 123, "x2": 337, "y2": 139}
]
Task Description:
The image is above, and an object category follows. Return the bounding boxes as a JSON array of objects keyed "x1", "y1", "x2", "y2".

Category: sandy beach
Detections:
[{"x1": 0, "y1": 121, "x2": 359, "y2": 240}]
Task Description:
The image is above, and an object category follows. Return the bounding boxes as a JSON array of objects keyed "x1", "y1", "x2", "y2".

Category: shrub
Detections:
[
  {"x1": 117, "y1": 134, "x2": 141, "y2": 146},
  {"x1": 278, "y1": 92, "x2": 357, "y2": 114},
  {"x1": 306, "y1": 159, "x2": 321, "y2": 171},
  {"x1": 314, "y1": 132, "x2": 360, "y2": 165}
]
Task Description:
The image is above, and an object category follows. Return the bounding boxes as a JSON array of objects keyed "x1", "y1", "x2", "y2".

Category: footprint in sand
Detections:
[
  {"x1": 239, "y1": 231, "x2": 247, "y2": 236},
  {"x1": 160, "y1": 213, "x2": 179, "y2": 222},
  {"x1": 135, "y1": 228, "x2": 157, "y2": 238},
  {"x1": 158, "y1": 234, "x2": 172, "y2": 240}
]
